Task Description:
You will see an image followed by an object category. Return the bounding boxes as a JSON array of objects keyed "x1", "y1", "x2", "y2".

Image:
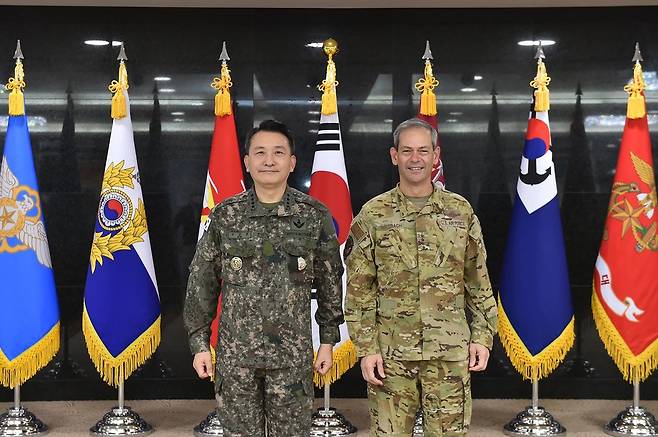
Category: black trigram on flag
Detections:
[{"x1": 315, "y1": 119, "x2": 341, "y2": 151}]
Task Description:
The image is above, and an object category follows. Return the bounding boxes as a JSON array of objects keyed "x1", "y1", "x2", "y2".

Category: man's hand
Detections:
[
  {"x1": 193, "y1": 351, "x2": 213, "y2": 379},
  {"x1": 468, "y1": 343, "x2": 490, "y2": 371},
  {"x1": 314, "y1": 344, "x2": 333, "y2": 375},
  {"x1": 360, "y1": 354, "x2": 385, "y2": 386}
]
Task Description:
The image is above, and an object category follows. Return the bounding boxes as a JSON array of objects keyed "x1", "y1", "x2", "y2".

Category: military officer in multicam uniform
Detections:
[
  {"x1": 345, "y1": 118, "x2": 498, "y2": 437},
  {"x1": 184, "y1": 120, "x2": 344, "y2": 437}
]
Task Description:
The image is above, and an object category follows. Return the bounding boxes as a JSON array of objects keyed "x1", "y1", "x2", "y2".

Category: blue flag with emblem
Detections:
[
  {"x1": 0, "y1": 43, "x2": 60, "y2": 388},
  {"x1": 498, "y1": 51, "x2": 574, "y2": 380},
  {"x1": 83, "y1": 46, "x2": 160, "y2": 387}
]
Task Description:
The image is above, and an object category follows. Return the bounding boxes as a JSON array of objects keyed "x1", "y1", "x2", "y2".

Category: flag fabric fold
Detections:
[
  {"x1": 0, "y1": 66, "x2": 59, "y2": 387},
  {"x1": 593, "y1": 59, "x2": 658, "y2": 383},
  {"x1": 83, "y1": 63, "x2": 160, "y2": 387},
  {"x1": 498, "y1": 59, "x2": 574, "y2": 380}
]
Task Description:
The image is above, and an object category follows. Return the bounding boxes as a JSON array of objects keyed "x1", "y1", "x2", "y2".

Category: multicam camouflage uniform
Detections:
[
  {"x1": 345, "y1": 185, "x2": 498, "y2": 437},
  {"x1": 184, "y1": 186, "x2": 344, "y2": 437}
]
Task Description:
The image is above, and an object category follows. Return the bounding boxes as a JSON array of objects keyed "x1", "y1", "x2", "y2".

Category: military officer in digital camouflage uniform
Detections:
[
  {"x1": 184, "y1": 120, "x2": 344, "y2": 437},
  {"x1": 344, "y1": 118, "x2": 498, "y2": 437}
]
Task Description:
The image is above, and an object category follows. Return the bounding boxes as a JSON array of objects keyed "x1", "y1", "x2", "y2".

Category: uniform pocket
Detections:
[
  {"x1": 437, "y1": 362, "x2": 470, "y2": 433},
  {"x1": 220, "y1": 239, "x2": 256, "y2": 286},
  {"x1": 281, "y1": 233, "x2": 316, "y2": 284}
]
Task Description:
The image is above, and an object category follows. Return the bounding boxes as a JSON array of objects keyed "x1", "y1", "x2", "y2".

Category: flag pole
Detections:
[
  {"x1": 532, "y1": 378, "x2": 539, "y2": 411},
  {"x1": 324, "y1": 382, "x2": 330, "y2": 411},
  {"x1": 118, "y1": 381, "x2": 125, "y2": 411},
  {"x1": 604, "y1": 375, "x2": 658, "y2": 436},
  {"x1": 0, "y1": 383, "x2": 49, "y2": 435}
]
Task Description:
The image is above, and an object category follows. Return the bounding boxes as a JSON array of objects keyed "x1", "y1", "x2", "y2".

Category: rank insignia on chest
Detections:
[
  {"x1": 230, "y1": 256, "x2": 243, "y2": 271},
  {"x1": 297, "y1": 257, "x2": 306, "y2": 271},
  {"x1": 293, "y1": 218, "x2": 305, "y2": 228}
]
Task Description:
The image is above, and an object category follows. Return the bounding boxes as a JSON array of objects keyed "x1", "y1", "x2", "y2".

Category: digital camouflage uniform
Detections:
[
  {"x1": 184, "y1": 186, "x2": 344, "y2": 437},
  {"x1": 345, "y1": 185, "x2": 498, "y2": 437}
]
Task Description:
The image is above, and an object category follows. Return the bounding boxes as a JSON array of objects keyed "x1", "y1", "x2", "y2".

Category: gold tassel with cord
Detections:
[
  {"x1": 313, "y1": 340, "x2": 358, "y2": 388},
  {"x1": 0, "y1": 322, "x2": 59, "y2": 388},
  {"x1": 498, "y1": 298, "x2": 574, "y2": 380},
  {"x1": 6, "y1": 60, "x2": 25, "y2": 116},
  {"x1": 82, "y1": 304, "x2": 160, "y2": 387},
  {"x1": 415, "y1": 60, "x2": 439, "y2": 116},
  {"x1": 318, "y1": 55, "x2": 338, "y2": 115},
  {"x1": 592, "y1": 290, "x2": 658, "y2": 382},
  {"x1": 109, "y1": 62, "x2": 129, "y2": 120},
  {"x1": 211, "y1": 62, "x2": 233, "y2": 116},
  {"x1": 624, "y1": 61, "x2": 646, "y2": 119},
  {"x1": 530, "y1": 59, "x2": 551, "y2": 112}
]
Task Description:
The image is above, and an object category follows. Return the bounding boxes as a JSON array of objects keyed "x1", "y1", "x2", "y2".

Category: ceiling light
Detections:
[
  {"x1": 154, "y1": 76, "x2": 171, "y2": 82},
  {"x1": 517, "y1": 39, "x2": 556, "y2": 47},
  {"x1": 307, "y1": 110, "x2": 320, "y2": 115},
  {"x1": 309, "y1": 119, "x2": 320, "y2": 124},
  {"x1": 305, "y1": 42, "x2": 324, "y2": 48},
  {"x1": 171, "y1": 111, "x2": 185, "y2": 116},
  {"x1": 159, "y1": 88, "x2": 176, "y2": 93},
  {"x1": 112, "y1": 41, "x2": 122, "y2": 47},
  {"x1": 460, "y1": 87, "x2": 477, "y2": 92},
  {"x1": 84, "y1": 40, "x2": 110, "y2": 46},
  {"x1": 474, "y1": 75, "x2": 483, "y2": 81},
  {"x1": 449, "y1": 111, "x2": 463, "y2": 116},
  {"x1": 173, "y1": 118, "x2": 185, "y2": 122},
  {"x1": 446, "y1": 119, "x2": 458, "y2": 123}
]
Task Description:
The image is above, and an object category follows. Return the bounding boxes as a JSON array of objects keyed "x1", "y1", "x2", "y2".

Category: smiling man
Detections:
[
  {"x1": 184, "y1": 120, "x2": 344, "y2": 437},
  {"x1": 344, "y1": 118, "x2": 498, "y2": 437}
]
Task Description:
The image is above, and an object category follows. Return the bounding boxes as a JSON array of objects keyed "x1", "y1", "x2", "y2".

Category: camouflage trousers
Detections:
[
  {"x1": 215, "y1": 365, "x2": 314, "y2": 437},
  {"x1": 367, "y1": 359, "x2": 471, "y2": 437}
]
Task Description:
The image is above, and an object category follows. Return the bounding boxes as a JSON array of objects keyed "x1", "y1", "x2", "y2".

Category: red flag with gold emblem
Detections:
[
  {"x1": 198, "y1": 43, "x2": 245, "y2": 353},
  {"x1": 593, "y1": 48, "x2": 658, "y2": 382}
]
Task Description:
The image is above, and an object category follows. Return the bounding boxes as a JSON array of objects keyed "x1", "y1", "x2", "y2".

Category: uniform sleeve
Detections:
[
  {"x1": 312, "y1": 210, "x2": 345, "y2": 345},
  {"x1": 464, "y1": 213, "x2": 498, "y2": 349},
  {"x1": 183, "y1": 208, "x2": 222, "y2": 355},
  {"x1": 344, "y1": 212, "x2": 380, "y2": 357}
]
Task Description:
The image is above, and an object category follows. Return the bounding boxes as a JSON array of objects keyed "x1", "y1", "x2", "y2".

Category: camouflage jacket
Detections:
[
  {"x1": 344, "y1": 185, "x2": 498, "y2": 362},
  {"x1": 184, "y1": 186, "x2": 344, "y2": 370}
]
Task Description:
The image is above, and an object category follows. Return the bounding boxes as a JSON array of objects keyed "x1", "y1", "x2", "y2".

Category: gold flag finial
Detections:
[
  {"x1": 211, "y1": 41, "x2": 233, "y2": 116},
  {"x1": 6, "y1": 40, "x2": 26, "y2": 116},
  {"x1": 414, "y1": 40, "x2": 439, "y2": 116},
  {"x1": 624, "y1": 42, "x2": 646, "y2": 119},
  {"x1": 318, "y1": 38, "x2": 339, "y2": 115},
  {"x1": 108, "y1": 43, "x2": 129, "y2": 119},
  {"x1": 530, "y1": 43, "x2": 551, "y2": 112}
]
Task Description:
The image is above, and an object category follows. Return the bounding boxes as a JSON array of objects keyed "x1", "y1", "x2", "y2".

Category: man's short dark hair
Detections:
[{"x1": 244, "y1": 120, "x2": 295, "y2": 154}]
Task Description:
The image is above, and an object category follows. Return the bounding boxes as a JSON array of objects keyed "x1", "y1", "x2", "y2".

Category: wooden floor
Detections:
[{"x1": 2, "y1": 398, "x2": 654, "y2": 436}]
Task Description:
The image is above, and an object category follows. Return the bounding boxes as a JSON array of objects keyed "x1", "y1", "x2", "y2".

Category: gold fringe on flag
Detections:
[
  {"x1": 211, "y1": 63, "x2": 233, "y2": 117},
  {"x1": 83, "y1": 304, "x2": 160, "y2": 387},
  {"x1": 318, "y1": 39, "x2": 339, "y2": 115},
  {"x1": 415, "y1": 60, "x2": 439, "y2": 116},
  {"x1": 498, "y1": 298, "x2": 574, "y2": 380},
  {"x1": 0, "y1": 322, "x2": 59, "y2": 389},
  {"x1": 624, "y1": 61, "x2": 646, "y2": 120},
  {"x1": 313, "y1": 339, "x2": 358, "y2": 388},
  {"x1": 6, "y1": 59, "x2": 25, "y2": 116},
  {"x1": 209, "y1": 345, "x2": 216, "y2": 382},
  {"x1": 530, "y1": 58, "x2": 551, "y2": 112},
  {"x1": 592, "y1": 291, "x2": 658, "y2": 383},
  {"x1": 109, "y1": 62, "x2": 129, "y2": 120}
]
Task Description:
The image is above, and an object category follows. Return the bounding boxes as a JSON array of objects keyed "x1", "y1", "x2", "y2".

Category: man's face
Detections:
[
  {"x1": 390, "y1": 127, "x2": 438, "y2": 187},
  {"x1": 244, "y1": 130, "x2": 296, "y2": 190}
]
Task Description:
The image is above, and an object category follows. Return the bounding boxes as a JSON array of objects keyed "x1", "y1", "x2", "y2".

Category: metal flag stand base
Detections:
[
  {"x1": 0, "y1": 386, "x2": 48, "y2": 436},
  {"x1": 193, "y1": 409, "x2": 224, "y2": 437},
  {"x1": 503, "y1": 379, "x2": 566, "y2": 436},
  {"x1": 605, "y1": 381, "x2": 658, "y2": 437},
  {"x1": 89, "y1": 382, "x2": 153, "y2": 436},
  {"x1": 310, "y1": 382, "x2": 357, "y2": 436},
  {"x1": 412, "y1": 408, "x2": 424, "y2": 437}
]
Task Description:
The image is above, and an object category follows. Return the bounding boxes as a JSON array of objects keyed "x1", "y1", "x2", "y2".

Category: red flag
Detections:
[
  {"x1": 593, "y1": 60, "x2": 658, "y2": 382},
  {"x1": 199, "y1": 57, "x2": 245, "y2": 353},
  {"x1": 417, "y1": 112, "x2": 444, "y2": 186}
]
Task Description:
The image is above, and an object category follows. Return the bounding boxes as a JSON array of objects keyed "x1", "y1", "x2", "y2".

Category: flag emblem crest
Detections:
[
  {"x1": 0, "y1": 161, "x2": 49, "y2": 266},
  {"x1": 99, "y1": 189, "x2": 133, "y2": 231}
]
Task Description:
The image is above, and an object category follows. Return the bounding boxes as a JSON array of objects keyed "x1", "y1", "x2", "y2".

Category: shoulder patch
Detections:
[{"x1": 351, "y1": 220, "x2": 368, "y2": 243}]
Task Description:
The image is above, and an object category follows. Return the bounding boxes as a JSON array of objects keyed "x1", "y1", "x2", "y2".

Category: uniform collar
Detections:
[
  {"x1": 247, "y1": 185, "x2": 300, "y2": 217},
  {"x1": 394, "y1": 183, "x2": 444, "y2": 217}
]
